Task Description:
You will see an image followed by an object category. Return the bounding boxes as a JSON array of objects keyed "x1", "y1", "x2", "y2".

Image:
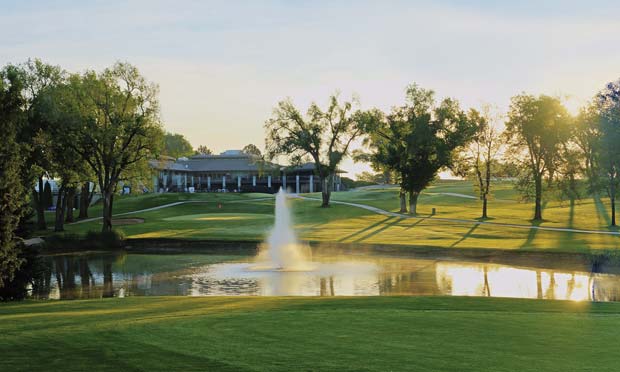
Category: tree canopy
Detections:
[
  {"x1": 164, "y1": 132, "x2": 193, "y2": 159},
  {"x1": 360, "y1": 84, "x2": 476, "y2": 214},
  {"x1": 504, "y1": 94, "x2": 572, "y2": 220},
  {"x1": 596, "y1": 80, "x2": 620, "y2": 226},
  {"x1": 265, "y1": 95, "x2": 364, "y2": 206},
  {"x1": 452, "y1": 107, "x2": 502, "y2": 218},
  {"x1": 54, "y1": 62, "x2": 164, "y2": 231},
  {"x1": 195, "y1": 145, "x2": 213, "y2": 155},
  {"x1": 242, "y1": 144, "x2": 262, "y2": 156},
  {"x1": 0, "y1": 65, "x2": 28, "y2": 288}
]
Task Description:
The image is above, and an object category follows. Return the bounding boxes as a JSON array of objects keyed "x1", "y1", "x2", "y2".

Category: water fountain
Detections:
[
  {"x1": 256, "y1": 188, "x2": 310, "y2": 271},
  {"x1": 191, "y1": 187, "x2": 379, "y2": 295}
]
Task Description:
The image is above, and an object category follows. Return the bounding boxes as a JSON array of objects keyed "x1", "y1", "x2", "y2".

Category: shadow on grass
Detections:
[
  {"x1": 338, "y1": 216, "x2": 395, "y2": 243},
  {"x1": 353, "y1": 217, "x2": 404, "y2": 243},
  {"x1": 520, "y1": 220, "x2": 542, "y2": 249},
  {"x1": 593, "y1": 195, "x2": 612, "y2": 228},
  {"x1": 520, "y1": 201, "x2": 550, "y2": 249},
  {"x1": 449, "y1": 223, "x2": 480, "y2": 248},
  {"x1": 404, "y1": 218, "x2": 426, "y2": 230},
  {"x1": 554, "y1": 199, "x2": 589, "y2": 252}
]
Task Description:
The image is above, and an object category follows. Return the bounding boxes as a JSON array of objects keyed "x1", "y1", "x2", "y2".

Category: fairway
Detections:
[
  {"x1": 1, "y1": 296, "x2": 619, "y2": 372},
  {"x1": 323, "y1": 181, "x2": 620, "y2": 231},
  {"x1": 52, "y1": 182, "x2": 620, "y2": 254}
]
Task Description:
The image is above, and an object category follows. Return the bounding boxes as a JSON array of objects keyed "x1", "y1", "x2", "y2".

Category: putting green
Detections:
[{"x1": 163, "y1": 212, "x2": 273, "y2": 222}]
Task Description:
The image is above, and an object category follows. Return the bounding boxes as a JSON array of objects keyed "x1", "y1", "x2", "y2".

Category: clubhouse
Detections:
[{"x1": 149, "y1": 150, "x2": 344, "y2": 193}]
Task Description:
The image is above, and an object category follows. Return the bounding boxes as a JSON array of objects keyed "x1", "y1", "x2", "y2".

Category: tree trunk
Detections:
[
  {"x1": 320, "y1": 173, "x2": 332, "y2": 207},
  {"x1": 78, "y1": 182, "x2": 90, "y2": 219},
  {"x1": 534, "y1": 175, "x2": 543, "y2": 221},
  {"x1": 54, "y1": 186, "x2": 66, "y2": 232},
  {"x1": 65, "y1": 187, "x2": 75, "y2": 223},
  {"x1": 409, "y1": 190, "x2": 419, "y2": 216},
  {"x1": 611, "y1": 176, "x2": 617, "y2": 227},
  {"x1": 35, "y1": 176, "x2": 46, "y2": 230},
  {"x1": 399, "y1": 189, "x2": 407, "y2": 213},
  {"x1": 482, "y1": 152, "x2": 492, "y2": 220},
  {"x1": 321, "y1": 190, "x2": 330, "y2": 207},
  {"x1": 101, "y1": 190, "x2": 114, "y2": 232}
]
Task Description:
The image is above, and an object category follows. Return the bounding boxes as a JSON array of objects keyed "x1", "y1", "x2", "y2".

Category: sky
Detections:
[{"x1": 2, "y1": 0, "x2": 620, "y2": 178}]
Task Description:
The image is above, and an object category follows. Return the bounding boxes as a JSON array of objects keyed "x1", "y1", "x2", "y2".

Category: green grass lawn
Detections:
[
  {"x1": 318, "y1": 180, "x2": 619, "y2": 232},
  {"x1": 41, "y1": 192, "x2": 272, "y2": 226},
  {"x1": 1, "y1": 296, "x2": 619, "y2": 371},
  {"x1": 48, "y1": 182, "x2": 620, "y2": 253}
]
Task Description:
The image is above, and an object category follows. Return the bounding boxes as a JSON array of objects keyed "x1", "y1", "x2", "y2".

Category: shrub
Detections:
[{"x1": 43, "y1": 230, "x2": 125, "y2": 251}]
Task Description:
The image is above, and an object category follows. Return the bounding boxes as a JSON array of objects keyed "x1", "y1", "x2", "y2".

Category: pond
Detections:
[{"x1": 30, "y1": 250, "x2": 620, "y2": 301}]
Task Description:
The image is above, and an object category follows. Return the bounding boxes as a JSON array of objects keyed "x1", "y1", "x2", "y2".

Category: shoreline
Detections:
[{"x1": 35, "y1": 236, "x2": 620, "y2": 273}]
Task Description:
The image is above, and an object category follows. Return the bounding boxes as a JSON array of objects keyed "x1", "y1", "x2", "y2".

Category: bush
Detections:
[
  {"x1": 85, "y1": 230, "x2": 125, "y2": 249},
  {"x1": 43, "y1": 230, "x2": 125, "y2": 251},
  {"x1": 0, "y1": 245, "x2": 43, "y2": 301},
  {"x1": 341, "y1": 177, "x2": 377, "y2": 190},
  {"x1": 590, "y1": 250, "x2": 620, "y2": 272}
]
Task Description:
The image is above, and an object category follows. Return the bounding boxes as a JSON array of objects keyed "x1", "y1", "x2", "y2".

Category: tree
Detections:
[
  {"x1": 265, "y1": 95, "x2": 363, "y2": 206},
  {"x1": 17, "y1": 59, "x2": 64, "y2": 231},
  {"x1": 360, "y1": 84, "x2": 476, "y2": 215},
  {"x1": 352, "y1": 149, "x2": 396, "y2": 184},
  {"x1": 32, "y1": 77, "x2": 93, "y2": 231},
  {"x1": 42, "y1": 181, "x2": 53, "y2": 209},
  {"x1": 401, "y1": 93, "x2": 475, "y2": 215},
  {"x1": 453, "y1": 107, "x2": 502, "y2": 219},
  {"x1": 59, "y1": 62, "x2": 164, "y2": 232},
  {"x1": 195, "y1": 145, "x2": 213, "y2": 155},
  {"x1": 504, "y1": 94, "x2": 572, "y2": 221},
  {"x1": 242, "y1": 144, "x2": 262, "y2": 156},
  {"x1": 163, "y1": 132, "x2": 193, "y2": 158},
  {"x1": 0, "y1": 65, "x2": 27, "y2": 288},
  {"x1": 574, "y1": 103, "x2": 601, "y2": 194},
  {"x1": 357, "y1": 109, "x2": 409, "y2": 212},
  {"x1": 355, "y1": 171, "x2": 386, "y2": 184},
  {"x1": 494, "y1": 161, "x2": 520, "y2": 179},
  {"x1": 596, "y1": 80, "x2": 620, "y2": 226},
  {"x1": 47, "y1": 141, "x2": 86, "y2": 230},
  {"x1": 555, "y1": 143, "x2": 583, "y2": 203}
]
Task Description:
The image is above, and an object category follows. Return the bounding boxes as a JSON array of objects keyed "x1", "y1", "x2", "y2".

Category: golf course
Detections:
[
  {"x1": 4, "y1": 4, "x2": 620, "y2": 370},
  {"x1": 2, "y1": 180, "x2": 619, "y2": 370},
  {"x1": 41, "y1": 181, "x2": 620, "y2": 253}
]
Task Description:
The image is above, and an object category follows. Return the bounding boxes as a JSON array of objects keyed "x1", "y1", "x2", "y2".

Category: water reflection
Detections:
[
  {"x1": 29, "y1": 252, "x2": 620, "y2": 302},
  {"x1": 435, "y1": 264, "x2": 593, "y2": 301}
]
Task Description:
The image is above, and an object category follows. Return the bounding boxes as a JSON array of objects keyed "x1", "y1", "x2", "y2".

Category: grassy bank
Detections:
[{"x1": 1, "y1": 296, "x2": 619, "y2": 371}]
